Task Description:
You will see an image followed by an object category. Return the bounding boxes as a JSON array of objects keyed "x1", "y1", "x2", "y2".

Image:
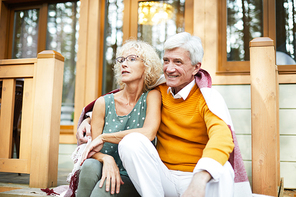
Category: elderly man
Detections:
[{"x1": 77, "y1": 32, "x2": 236, "y2": 197}]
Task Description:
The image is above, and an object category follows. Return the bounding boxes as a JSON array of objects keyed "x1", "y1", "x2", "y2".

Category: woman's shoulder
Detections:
[
  {"x1": 94, "y1": 95, "x2": 106, "y2": 108},
  {"x1": 146, "y1": 89, "x2": 161, "y2": 103},
  {"x1": 103, "y1": 93, "x2": 114, "y2": 99},
  {"x1": 147, "y1": 89, "x2": 160, "y2": 96}
]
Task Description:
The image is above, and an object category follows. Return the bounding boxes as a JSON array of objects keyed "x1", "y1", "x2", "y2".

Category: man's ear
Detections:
[{"x1": 192, "y1": 63, "x2": 201, "y2": 75}]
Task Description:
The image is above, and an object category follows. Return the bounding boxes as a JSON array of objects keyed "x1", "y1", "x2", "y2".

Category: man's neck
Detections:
[{"x1": 168, "y1": 79, "x2": 196, "y2": 100}]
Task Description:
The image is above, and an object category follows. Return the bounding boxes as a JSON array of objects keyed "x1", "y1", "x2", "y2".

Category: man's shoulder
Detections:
[{"x1": 155, "y1": 83, "x2": 168, "y2": 92}]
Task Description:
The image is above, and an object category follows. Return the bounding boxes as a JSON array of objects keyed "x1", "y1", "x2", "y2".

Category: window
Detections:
[
  {"x1": 12, "y1": 9, "x2": 40, "y2": 58},
  {"x1": 219, "y1": 0, "x2": 296, "y2": 74},
  {"x1": 226, "y1": 0, "x2": 263, "y2": 62},
  {"x1": 46, "y1": 2, "x2": 80, "y2": 125},
  {"x1": 7, "y1": 1, "x2": 80, "y2": 125},
  {"x1": 219, "y1": 0, "x2": 265, "y2": 74},
  {"x1": 102, "y1": 0, "x2": 124, "y2": 94},
  {"x1": 276, "y1": 0, "x2": 296, "y2": 66},
  {"x1": 137, "y1": 1, "x2": 186, "y2": 58}
]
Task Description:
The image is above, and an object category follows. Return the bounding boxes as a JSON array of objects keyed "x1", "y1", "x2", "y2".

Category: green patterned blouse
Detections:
[{"x1": 100, "y1": 91, "x2": 149, "y2": 176}]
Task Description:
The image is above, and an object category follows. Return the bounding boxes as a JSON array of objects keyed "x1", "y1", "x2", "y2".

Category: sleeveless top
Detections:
[{"x1": 100, "y1": 91, "x2": 149, "y2": 176}]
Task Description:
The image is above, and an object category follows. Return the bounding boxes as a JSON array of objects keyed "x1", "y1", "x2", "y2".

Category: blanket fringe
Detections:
[
  {"x1": 69, "y1": 170, "x2": 80, "y2": 197},
  {"x1": 41, "y1": 188, "x2": 59, "y2": 196}
]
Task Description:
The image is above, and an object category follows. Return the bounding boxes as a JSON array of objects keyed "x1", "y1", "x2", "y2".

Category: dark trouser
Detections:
[{"x1": 76, "y1": 158, "x2": 140, "y2": 197}]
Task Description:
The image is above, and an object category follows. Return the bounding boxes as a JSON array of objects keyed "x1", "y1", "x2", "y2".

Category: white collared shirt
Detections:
[{"x1": 167, "y1": 79, "x2": 196, "y2": 100}]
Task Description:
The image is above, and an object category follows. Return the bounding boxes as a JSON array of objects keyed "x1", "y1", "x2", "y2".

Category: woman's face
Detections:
[{"x1": 119, "y1": 48, "x2": 146, "y2": 84}]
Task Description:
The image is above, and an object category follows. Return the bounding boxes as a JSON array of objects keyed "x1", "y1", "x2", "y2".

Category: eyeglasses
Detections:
[{"x1": 115, "y1": 55, "x2": 144, "y2": 64}]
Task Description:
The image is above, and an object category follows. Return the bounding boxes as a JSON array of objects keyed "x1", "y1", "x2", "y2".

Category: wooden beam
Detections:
[
  {"x1": 37, "y1": 3, "x2": 48, "y2": 53},
  {"x1": 59, "y1": 125, "x2": 76, "y2": 144},
  {"x1": 122, "y1": 0, "x2": 131, "y2": 41},
  {"x1": 0, "y1": 158, "x2": 30, "y2": 173},
  {"x1": 0, "y1": 58, "x2": 37, "y2": 64},
  {"x1": 0, "y1": 0, "x2": 10, "y2": 59},
  {"x1": 0, "y1": 65, "x2": 34, "y2": 78},
  {"x1": 85, "y1": 0, "x2": 101, "y2": 104},
  {"x1": 185, "y1": 0, "x2": 193, "y2": 34},
  {"x1": 73, "y1": 0, "x2": 89, "y2": 134},
  {"x1": 250, "y1": 37, "x2": 279, "y2": 196},
  {"x1": 74, "y1": 0, "x2": 105, "y2": 135}
]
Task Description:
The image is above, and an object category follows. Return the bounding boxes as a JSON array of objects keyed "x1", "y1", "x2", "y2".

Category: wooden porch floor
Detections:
[
  {"x1": 284, "y1": 189, "x2": 296, "y2": 197},
  {"x1": 0, "y1": 170, "x2": 296, "y2": 196},
  {"x1": 0, "y1": 169, "x2": 71, "y2": 196}
]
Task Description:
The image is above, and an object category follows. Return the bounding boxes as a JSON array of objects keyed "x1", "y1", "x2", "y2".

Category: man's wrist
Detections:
[{"x1": 193, "y1": 170, "x2": 212, "y2": 183}]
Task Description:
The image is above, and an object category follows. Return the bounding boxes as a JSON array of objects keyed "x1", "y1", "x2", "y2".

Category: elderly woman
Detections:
[{"x1": 76, "y1": 40, "x2": 162, "y2": 197}]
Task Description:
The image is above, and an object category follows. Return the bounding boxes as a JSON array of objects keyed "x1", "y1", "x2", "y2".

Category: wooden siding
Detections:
[
  {"x1": 214, "y1": 84, "x2": 296, "y2": 189},
  {"x1": 279, "y1": 84, "x2": 296, "y2": 189}
]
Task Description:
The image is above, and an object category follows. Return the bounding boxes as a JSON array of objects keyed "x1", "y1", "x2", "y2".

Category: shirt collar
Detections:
[{"x1": 167, "y1": 79, "x2": 195, "y2": 100}]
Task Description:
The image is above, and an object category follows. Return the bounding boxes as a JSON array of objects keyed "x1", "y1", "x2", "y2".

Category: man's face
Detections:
[{"x1": 163, "y1": 47, "x2": 201, "y2": 94}]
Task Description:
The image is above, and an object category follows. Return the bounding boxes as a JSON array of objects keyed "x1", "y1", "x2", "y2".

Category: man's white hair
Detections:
[{"x1": 164, "y1": 32, "x2": 204, "y2": 65}]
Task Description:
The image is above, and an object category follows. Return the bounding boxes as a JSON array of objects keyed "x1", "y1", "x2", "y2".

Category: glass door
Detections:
[
  {"x1": 102, "y1": 0, "x2": 192, "y2": 94},
  {"x1": 46, "y1": 2, "x2": 80, "y2": 125},
  {"x1": 137, "y1": 0, "x2": 186, "y2": 58}
]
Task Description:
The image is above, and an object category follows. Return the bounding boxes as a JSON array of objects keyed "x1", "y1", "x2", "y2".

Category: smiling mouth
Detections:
[
  {"x1": 167, "y1": 75, "x2": 178, "y2": 78},
  {"x1": 122, "y1": 71, "x2": 130, "y2": 74}
]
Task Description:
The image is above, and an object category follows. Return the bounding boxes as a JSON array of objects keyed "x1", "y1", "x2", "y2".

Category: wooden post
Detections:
[
  {"x1": 73, "y1": 0, "x2": 105, "y2": 137},
  {"x1": 29, "y1": 50, "x2": 64, "y2": 188},
  {"x1": 250, "y1": 37, "x2": 279, "y2": 196}
]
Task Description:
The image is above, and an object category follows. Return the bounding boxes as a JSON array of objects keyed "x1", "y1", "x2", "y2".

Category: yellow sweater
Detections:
[{"x1": 156, "y1": 84, "x2": 234, "y2": 172}]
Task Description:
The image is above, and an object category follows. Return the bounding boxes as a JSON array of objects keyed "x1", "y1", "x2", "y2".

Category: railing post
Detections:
[
  {"x1": 250, "y1": 37, "x2": 280, "y2": 196},
  {"x1": 29, "y1": 50, "x2": 64, "y2": 188}
]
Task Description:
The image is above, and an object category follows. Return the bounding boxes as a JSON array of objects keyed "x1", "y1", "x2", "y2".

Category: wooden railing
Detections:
[
  {"x1": 0, "y1": 50, "x2": 64, "y2": 188},
  {"x1": 250, "y1": 38, "x2": 280, "y2": 196}
]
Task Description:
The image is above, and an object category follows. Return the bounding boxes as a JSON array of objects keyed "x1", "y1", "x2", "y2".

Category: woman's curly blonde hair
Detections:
[{"x1": 113, "y1": 40, "x2": 162, "y2": 92}]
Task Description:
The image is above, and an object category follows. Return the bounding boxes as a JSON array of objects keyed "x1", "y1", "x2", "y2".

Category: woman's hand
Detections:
[
  {"x1": 100, "y1": 155, "x2": 124, "y2": 194},
  {"x1": 80, "y1": 135, "x2": 104, "y2": 165}
]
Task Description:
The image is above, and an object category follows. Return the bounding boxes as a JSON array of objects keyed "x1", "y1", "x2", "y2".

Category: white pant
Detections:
[{"x1": 119, "y1": 133, "x2": 234, "y2": 197}]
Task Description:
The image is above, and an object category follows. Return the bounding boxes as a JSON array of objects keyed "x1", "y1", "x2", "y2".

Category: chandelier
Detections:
[{"x1": 138, "y1": 1, "x2": 174, "y2": 25}]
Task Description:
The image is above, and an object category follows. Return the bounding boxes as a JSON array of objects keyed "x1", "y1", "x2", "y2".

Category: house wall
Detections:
[
  {"x1": 214, "y1": 84, "x2": 296, "y2": 189},
  {"x1": 279, "y1": 84, "x2": 296, "y2": 189},
  {"x1": 213, "y1": 85, "x2": 252, "y2": 181}
]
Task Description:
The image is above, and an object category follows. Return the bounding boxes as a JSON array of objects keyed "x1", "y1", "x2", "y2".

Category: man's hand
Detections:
[
  {"x1": 181, "y1": 171, "x2": 212, "y2": 197},
  {"x1": 76, "y1": 117, "x2": 91, "y2": 145}
]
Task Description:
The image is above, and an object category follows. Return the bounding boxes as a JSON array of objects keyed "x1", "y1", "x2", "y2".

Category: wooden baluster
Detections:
[{"x1": 0, "y1": 79, "x2": 16, "y2": 158}]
